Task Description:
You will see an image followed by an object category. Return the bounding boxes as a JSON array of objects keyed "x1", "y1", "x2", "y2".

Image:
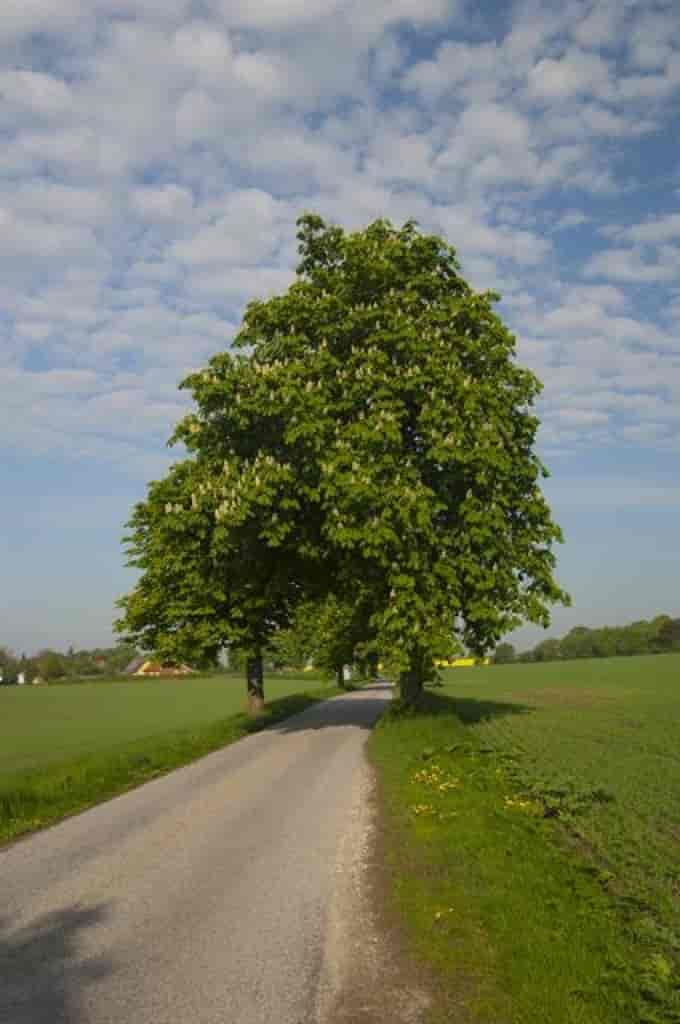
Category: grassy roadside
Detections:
[
  {"x1": 0, "y1": 685, "x2": 341, "y2": 846},
  {"x1": 369, "y1": 687, "x2": 679, "y2": 1024}
]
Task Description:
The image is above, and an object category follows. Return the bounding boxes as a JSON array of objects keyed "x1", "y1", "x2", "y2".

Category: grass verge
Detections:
[
  {"x1": 0, "y1": 686, "x2": 341, "y2": 846},
  {"x1": 369, "y1": 690, "x2": 679, "y2": 1024}
]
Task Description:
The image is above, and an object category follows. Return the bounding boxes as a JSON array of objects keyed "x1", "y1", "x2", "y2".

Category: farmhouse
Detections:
[{"x1": 124, "y1": 656, "x2": 193, "y2": 678}]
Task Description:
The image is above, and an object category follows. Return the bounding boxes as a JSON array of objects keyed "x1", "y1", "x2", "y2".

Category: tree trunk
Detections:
[
  {"x1": 246, "y1": 654, "x2": 264, "y2": 715},
  {"x1": 398, "y1": 648, "x2": 428, "y2": 707},
  {"x1": 398, "y1": 667, "x2": 424, "y2": 707}
]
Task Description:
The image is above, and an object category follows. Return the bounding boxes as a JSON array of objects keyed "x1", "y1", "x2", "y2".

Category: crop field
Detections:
[
  {"x1": 0, "y1": 672, "x2": 333, "y2": 843},
  {"x1": 370, "y1": 653, "x2": 680, "y2": 1023}
]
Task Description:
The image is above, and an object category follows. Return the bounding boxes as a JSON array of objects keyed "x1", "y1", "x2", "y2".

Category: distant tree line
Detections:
[
  {"x1": 0, "y1": 644, "x2": 139, "y2": 684},
  {"x1": 494, "y1": 614, "x2": 680, "y2": 665}
]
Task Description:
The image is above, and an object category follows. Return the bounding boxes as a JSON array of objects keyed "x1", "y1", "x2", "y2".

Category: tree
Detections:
[
  {"x1": 274, "y1": 593, "x2": 377, "y2": 686},
  {"x1": 493, "y1": 642, "x2": 516, "y2": 664},
  {"x1": 116, "y1": 214, "x2": 568, "y2": 709},
  {"x1": 532, "y1": 637, "x2": 562, "y2": 662},
  {"x1": 0, "y1": 647, "x2": 19, "y2": 684},
  {"x1": 116, "y1": 458, "x2": 324, "y2": 713},
  {"x1": 658, "y1": 617, "x2": 680, "y2": 652},
  {"x1": 285, "y1": 214, "x2": 567, "y2": 701},
  {"x1": 34, "y1": 650, "x2": 66, "y2": 681},
  {"x1": 560, "y1": 626, "x2": 594, "y2": 660}
]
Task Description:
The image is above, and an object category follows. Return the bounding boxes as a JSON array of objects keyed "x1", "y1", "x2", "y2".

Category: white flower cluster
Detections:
[
  {"x1": 214, "y1": 453, "x2": 292, "y2": 523},
  {"x1": 253, "y1": 360, "x2": 285, "y2": 376}
]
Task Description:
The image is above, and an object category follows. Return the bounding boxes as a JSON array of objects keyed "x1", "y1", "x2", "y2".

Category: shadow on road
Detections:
[
  {"x1": 0, "y1": 904, "x2": 111, "y2": 1023},
  {"x1": 269, "y1": 683, "x2": 393, "y2": 735},
  {"x1": 264, "y1": 685, "x2": 533, "y2": 736}
]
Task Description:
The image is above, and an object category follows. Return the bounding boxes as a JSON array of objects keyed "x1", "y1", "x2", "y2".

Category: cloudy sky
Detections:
[{"x1": 1, "y1": 0, "x2": 679, "y2": 655}]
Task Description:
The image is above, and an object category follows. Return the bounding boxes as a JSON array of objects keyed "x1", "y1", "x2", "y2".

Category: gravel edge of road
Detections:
[{"x1": 315, "y1": 750, "x2": 433, "y2": 1024}]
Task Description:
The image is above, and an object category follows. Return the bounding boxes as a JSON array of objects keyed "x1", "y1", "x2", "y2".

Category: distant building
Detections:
[
  {"x1": 129, "y1": 659, "x2": 193, "y2": 678},
  {"x1": 433, "y1": 657, "x2": 491, "y2": 668},
  {"x1": 124, "y1": 655, "x2": 146, "y2": 676}
]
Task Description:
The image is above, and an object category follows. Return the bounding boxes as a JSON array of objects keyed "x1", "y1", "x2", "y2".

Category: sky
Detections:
[{"x1": 1, "y1": 0, "x2": 679, "y2": 656}]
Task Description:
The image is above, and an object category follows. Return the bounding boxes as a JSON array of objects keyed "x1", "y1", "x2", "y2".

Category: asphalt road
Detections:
[{"x1": 0, "y1": 684, "x2": 392, "y2": 1024}]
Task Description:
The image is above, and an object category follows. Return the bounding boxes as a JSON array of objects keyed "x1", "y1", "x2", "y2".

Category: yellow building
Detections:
[{"x1": 434, "y1": 656, "x2": 491, "y2": 668}]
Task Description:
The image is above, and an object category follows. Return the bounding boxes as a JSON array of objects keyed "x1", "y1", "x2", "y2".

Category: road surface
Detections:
[{"x1": 0, "y1": 685, "x2": 392, "y2": 1024}]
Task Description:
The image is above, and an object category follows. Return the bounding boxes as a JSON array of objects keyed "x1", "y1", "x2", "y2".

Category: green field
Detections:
[
  {"x1": 0, "y1": 672, "x2": 334, "y2": 843},
  {"x1": 370, "y1": 653, "x2": 680, "y2": 1023},
  {"x1": 0, "y1": 672, "x2": 328, "y2": 777}
]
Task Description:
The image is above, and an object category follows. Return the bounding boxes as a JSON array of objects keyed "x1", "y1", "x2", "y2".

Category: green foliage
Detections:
[
  {"x1": 492, "y1": 641, "x2": 515, "y2": 664},
  {"x1": 116, "y1": 214, "x2": 567, "y2": 702},
  {"x1": 269, "y1": 593, "x2": 376, "y2": 680},
  {"x1": 658, "y1": 617, "x2": 680, "y2": 652},
  {"x1": 532, "y1": 636, "x2": 563, "y2": 662},
  {"x1": 0, "y1": 647, "x2": 19, "y2": 683},
  {"x1": 34, "y1": 650, "x2": 66, "y2": 681}
]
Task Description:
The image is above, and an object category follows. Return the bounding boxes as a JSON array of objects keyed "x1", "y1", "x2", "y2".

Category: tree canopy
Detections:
[{"x1": 116, "y1": 213, "x2": 568, "y2": 707}]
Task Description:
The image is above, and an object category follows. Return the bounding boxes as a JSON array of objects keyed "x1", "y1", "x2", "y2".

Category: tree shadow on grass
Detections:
[
  {"x1": 0, "y1": 904, "x2": 112, "y2": 1023},
  {"x1": 235, "y1": 684, "x2": 528, "y2": 737},
  {"x1": 420, "y1": 690, "x2": 535, "y2": 725}
]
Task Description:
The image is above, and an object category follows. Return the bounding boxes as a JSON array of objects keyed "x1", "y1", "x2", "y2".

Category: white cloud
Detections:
[
  {"x1": 585, "y1": 246, "x2": 679, "y2": 283},
  {"x1": 216, "y1": 0, "x2": 344, "y2": 29},
  {"x1": 554, "y1": 407, "x2": 610, "y2": 427},
  {"x1": 621, "y1": 214, "x2": 680, "y2": 245},
  {"x1": 231, "y1": 51, "x2": 295, "y2": 99},
  {"x1": 11, "y1": 182, "x2": 112, "y2": 223},
  {"x1": 189, "y1": 266, "x2": 295, "y2": 303},
  {"x1": 170, "y1": 189, "x2": 292, "y2": 267},
  {"x1": 527, "y1": 50, "x2": 612, "y2": 102},
  {"x1": 131, "y1": 185, "x2": 194, "y2": 223},
  {"x1": 554, "y1": 210, "x2": 590, "y2": 229},
  {"x1": 571, "y1": 2, "x2": 624, "y2": 50},
  {"x1": 173, "y1": 21, "x2": 234, "y2": 79},
  {"x1": 628, "y1": 12, "x2": 680, "y2": 70},
  {"x1": 216, "y1": 0, "x2": 450, "y2": 32},
  {"x1": 0, "y1": 70, "x2": 73, "y2": 116},
  {"x1": 403, "y1": 40, "x2": 502, "y2": 102},
  {"x1": 571, "y1": 105, "x2": 657, "y2": 138},
  {"x1": 434, "y1": 104, "x2": 542, "y2": 189},
  {"x1": 0, "y1": 0, "x2": 84, "y2": 43},
  {"x1": 0, "y1": 206, "x2": 98, "y2": 258},
  {"x1": 174, "y1": 90, "x2": 224, "y2": 144},
  {"x1": 0, "y1": 0, "x2": 678, "y2": 481}
]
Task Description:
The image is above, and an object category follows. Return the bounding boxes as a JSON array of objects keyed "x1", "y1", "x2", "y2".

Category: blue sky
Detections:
[{"x1": 1, "y1": 0, "x2": 679, "y2": 655}]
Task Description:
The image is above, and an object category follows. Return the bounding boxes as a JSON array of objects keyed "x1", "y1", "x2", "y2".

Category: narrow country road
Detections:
[{"x1": 0, "y1": 685, "x2": 392, "y2": 1024}]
